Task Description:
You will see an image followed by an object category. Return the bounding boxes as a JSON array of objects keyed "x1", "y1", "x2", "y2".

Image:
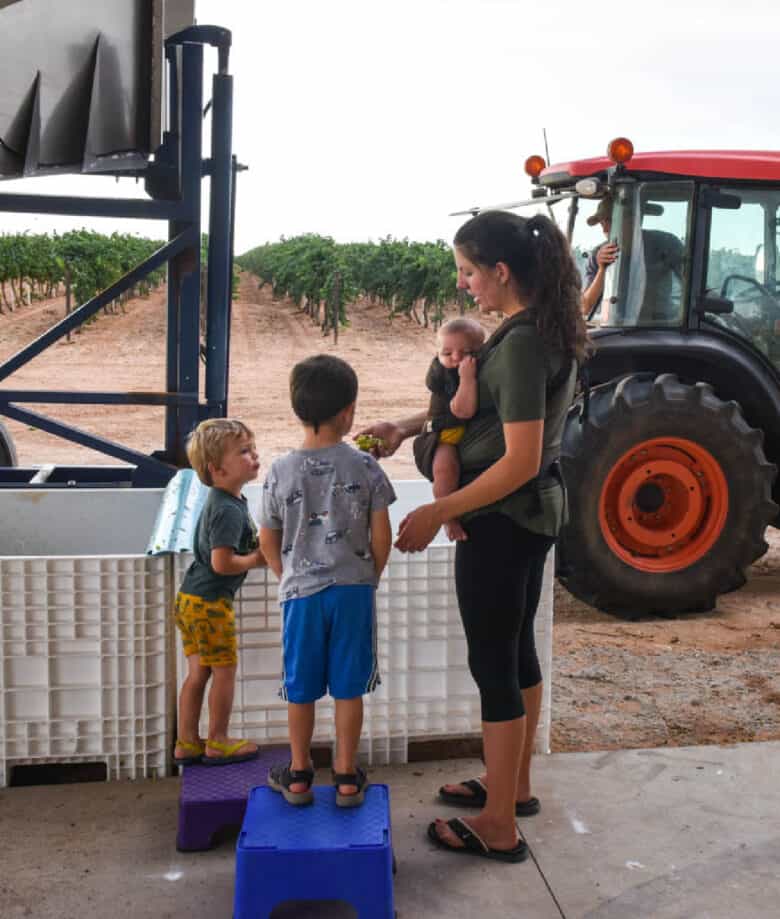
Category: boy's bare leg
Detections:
[
  {"x1": 334, "y1": 696, "x2": 364, "y2": 795},
  {"x1": 288, "y1": 701, "x2": 316, "y2": 793},
  {"x1": 205, "y1": 664, "x2": 257, "y2": 759},
  {"x1": 432, "y1": 443, "x2": 467, "y2": 541},
  {"x1": 175, "y1": 654, "x2": 210, "y2": 758}
]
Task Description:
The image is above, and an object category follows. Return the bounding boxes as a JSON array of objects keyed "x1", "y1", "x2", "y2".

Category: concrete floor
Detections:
[{"x1": 1, "y1": 742, "x2": 778, "y2": 919}]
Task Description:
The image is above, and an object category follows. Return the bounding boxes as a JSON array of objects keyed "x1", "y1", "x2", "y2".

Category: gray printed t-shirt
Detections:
[{"x1": 258, "y1": 443, "x2": 396, "y2": 602}]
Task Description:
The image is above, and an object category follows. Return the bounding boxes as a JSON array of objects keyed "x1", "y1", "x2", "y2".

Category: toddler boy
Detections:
[{"x1": 174, "y1": 419, "x2": 266, "y2": 766}]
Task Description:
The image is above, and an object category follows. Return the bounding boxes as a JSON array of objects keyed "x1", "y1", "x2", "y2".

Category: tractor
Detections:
[{"x1": 494, "y1": 139, "x2": 780, "y2": 615}]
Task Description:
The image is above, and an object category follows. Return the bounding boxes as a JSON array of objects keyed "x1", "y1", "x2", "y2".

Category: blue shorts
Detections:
[{"x1": 280, "y1": 584, "x2": 379, "y2": 703}]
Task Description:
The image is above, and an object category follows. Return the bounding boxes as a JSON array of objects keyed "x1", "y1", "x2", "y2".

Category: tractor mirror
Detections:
[
  {"x1": 700, "y1": 189, "x2": 742, "y2": 210},
  {"x1": 696, "y1": 295, "x2": 734, "y2": 315}
]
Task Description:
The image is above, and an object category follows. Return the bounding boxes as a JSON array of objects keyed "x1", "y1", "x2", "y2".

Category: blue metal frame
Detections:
[{"x1": 0, "y1": 25, "x2": 237, "y2": 488}]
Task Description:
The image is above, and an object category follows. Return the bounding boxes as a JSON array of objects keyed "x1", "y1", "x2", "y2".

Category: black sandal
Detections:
[
  {"x1": 427, "y1": 817, "x2": 529, "y2": 864},
  {"x1": 438, "y1": 778, "x2": 541, "y2": 817},
  {"x1": 268, "y1": 762, "x2": 315, "y2": 806},
  {"x1": 332, "y1": 766, "x2": 368, "y2": 808}
]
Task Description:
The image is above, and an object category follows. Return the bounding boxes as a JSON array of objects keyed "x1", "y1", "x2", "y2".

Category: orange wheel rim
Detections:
[{"x1": 598, "y1": 437, "x2": 729, "y2": 573}]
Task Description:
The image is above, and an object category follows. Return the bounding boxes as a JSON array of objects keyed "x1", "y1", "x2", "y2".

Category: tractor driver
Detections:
[
  {"x1": 581, "y1": 193, "x2": 684, "y2": 323},
  {"x1": 581, "y1": 194, "x2": 618, "y2": 316}
]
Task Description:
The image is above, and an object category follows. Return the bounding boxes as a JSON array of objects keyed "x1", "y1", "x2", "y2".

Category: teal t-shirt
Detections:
[
  {"x1": 457, "y1": 318, "x2": 577, "y2": 537},
  {"x1": 179, "y1": 487, "x2": 258, "y2": 601}
]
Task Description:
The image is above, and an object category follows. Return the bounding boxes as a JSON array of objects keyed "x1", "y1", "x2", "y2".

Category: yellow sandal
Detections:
[
  {"x1": 174, "y1": 739, "x2": 206, "y2": 766},
  {"x1": 202, "y1": 738, "x2": 259, "y2": 766}
]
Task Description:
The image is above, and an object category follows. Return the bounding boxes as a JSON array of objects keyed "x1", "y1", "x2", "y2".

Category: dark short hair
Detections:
[{"x1": 290, "y1": 355, "x2": 358, "y2": 432}]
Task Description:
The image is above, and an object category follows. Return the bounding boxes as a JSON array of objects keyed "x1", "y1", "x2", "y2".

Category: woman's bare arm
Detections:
[{"x1": 354, "y1": 411, "x2": 428, "y2": 457}]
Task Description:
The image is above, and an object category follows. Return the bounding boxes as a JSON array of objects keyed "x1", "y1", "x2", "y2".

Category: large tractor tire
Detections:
[
  {"x1": 559, "y1": 373, "x2": 777, "y2": 617},
  {"x1": 0, "y1": 421, "x2": 17, "y2": 467}
]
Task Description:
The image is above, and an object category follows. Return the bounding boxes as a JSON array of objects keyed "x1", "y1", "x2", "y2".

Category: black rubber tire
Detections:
[
  {"x1": 559, "y1": 372, "x2": 777, "y2": 617},
  {"x1": 0, "y1": 421, "x2": 17, "y2": 466}
]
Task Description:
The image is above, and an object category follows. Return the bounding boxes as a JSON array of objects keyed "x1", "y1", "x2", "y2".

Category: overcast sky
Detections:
[{"x1": 2, "y1": 0, "x2": 779, "y2": 253}]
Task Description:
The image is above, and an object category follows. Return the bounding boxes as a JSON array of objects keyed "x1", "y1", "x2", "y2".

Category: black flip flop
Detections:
[
  {"x1": 438, "y1": 778, "x2": 541, "y2": 817},
  {"x1": 427, "y1": 817, "x2": 528, "y2": 864}
]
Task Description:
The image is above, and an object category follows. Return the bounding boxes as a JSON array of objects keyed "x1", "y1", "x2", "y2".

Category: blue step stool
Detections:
[
  {"x1": 177, "y1": 746, "x2": 288, "y2": 852},
  {"x1": 234, "y1": 784, "x2": 394, "y2": 919}
]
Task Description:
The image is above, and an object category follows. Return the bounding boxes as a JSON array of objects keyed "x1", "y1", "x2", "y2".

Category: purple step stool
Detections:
[
  {"x1": 234, "y1": 784, "x2": 394, "y2": 919},
  {"x1": 177, "y1": 745, "x2": 288, "y2": 852}
]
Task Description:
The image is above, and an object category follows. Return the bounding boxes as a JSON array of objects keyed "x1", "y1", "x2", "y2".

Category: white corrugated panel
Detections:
[
  {"x1": 174, "y1": 543, "x2": 554, "y2": 766},
  {"x1": 0, "y1": 555, "x2": 175, "y2": 786}
]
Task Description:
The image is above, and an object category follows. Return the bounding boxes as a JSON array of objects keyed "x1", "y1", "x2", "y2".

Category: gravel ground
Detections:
[{"x1": 551, "y1": 531, "x2": 780, "y2": 752}]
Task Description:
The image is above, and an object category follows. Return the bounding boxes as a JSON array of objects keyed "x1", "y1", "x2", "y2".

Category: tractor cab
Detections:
[{"x1": 533, "y1": 141, "x2": 780, "y2": 375}]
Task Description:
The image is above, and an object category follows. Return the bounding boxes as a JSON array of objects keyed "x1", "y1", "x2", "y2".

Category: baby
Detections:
[{"x1": 423, "y1": 317, "x2": 485, "y2": 541}]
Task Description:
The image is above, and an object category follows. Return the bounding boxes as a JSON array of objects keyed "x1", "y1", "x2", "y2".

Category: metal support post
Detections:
[
  {"x1": 205, "y1": 69, "x2": 234, "y2": 417},
  {"x1": 164, "y1": 40, "x2": 203, "y2": 465}
]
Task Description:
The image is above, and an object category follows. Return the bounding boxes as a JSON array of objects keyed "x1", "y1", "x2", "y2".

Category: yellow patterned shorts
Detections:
[
  {"x1": 439, "y1": 426, "x2": 465, "y2": 445},
  {"x1": 174, "y1": 592, "x2": 237, "y2": 667}
]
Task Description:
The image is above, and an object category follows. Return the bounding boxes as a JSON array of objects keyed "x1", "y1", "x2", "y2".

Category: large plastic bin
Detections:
[
  {"x1": 0, "y1": 481, "x2": 554, "y2": 782},
  {"x1": 0, "y1": 490, "x2": 174, "y2": 786}
]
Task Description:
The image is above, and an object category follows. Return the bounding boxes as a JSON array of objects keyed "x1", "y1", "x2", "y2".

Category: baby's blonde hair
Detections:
[
  {"x1": 437, "y1": 317, "x2": 486, "y2": 349},
  {"x1": 186, "y1": 418, "x2": 254, "y2": 486}
]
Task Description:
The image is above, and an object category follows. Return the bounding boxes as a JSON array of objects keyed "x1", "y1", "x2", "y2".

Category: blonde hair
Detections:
[
  {"x1": 437, "y1": 317, "x2": 486, "y2": 349},
  {"x1": 186, "y1": 418, "x2": 254, "y2": 486}
]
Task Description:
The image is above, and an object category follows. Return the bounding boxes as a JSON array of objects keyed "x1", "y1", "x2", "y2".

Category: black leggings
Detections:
[{"x1": 455, "y1": 513, "x2": 554, "y2": 722}]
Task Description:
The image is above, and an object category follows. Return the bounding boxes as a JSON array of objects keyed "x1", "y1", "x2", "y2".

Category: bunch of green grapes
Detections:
[{"x1": 355, "y1": 434, "x2": 385, "y2": 453}]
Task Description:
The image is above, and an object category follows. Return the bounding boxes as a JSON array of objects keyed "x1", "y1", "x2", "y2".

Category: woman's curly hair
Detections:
[{"x1": 453, "y1": 209, "x2": 590, "y2": 365}]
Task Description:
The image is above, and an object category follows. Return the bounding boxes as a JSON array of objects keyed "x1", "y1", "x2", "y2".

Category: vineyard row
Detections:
[
  {"x1": 237, "y1": 235, "x2": 466, "y2": 331},
  {"x1": 0, "y1": 231, "x2": 166, "y2": 316}
]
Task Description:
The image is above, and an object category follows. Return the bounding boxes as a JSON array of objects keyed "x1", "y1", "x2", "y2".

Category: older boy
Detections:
[{"x1": 259, "y1": 355, "x2": 395, "y2": 807}]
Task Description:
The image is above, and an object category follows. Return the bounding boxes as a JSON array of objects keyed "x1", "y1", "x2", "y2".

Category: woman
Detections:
[{"x1": 359, "y1": 209, "x2": 588, "y2": 862}]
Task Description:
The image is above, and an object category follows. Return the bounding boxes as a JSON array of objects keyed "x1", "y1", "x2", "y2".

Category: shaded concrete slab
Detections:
[
  {"x1": 1, "y1": 742, "x2": 778, "y2": 918},
  {"x1": 521, "y1": 743, "x2": 780, "y2": 919}
]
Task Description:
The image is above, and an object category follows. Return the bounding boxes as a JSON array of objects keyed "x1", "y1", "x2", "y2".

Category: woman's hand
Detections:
[
  {"x1": 354, "y1": 421, "x2": 404, "y2": 458},
  {"x1": 394, "y1": 502, "x2": 444, "y2": 552}
]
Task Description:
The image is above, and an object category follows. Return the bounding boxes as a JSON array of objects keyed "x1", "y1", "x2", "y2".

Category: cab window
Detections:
[{"x1": 704, "y1": 187, "x2": 780, "y2": 366}]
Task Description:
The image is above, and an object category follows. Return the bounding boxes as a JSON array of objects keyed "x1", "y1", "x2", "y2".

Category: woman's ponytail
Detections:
[{"x1": 525, "y1": 215, "x2": 589, "y2": 365}]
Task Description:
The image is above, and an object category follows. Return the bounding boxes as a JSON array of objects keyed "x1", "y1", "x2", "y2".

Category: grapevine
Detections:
[
  {"x1": 236, "y1": 235, "x2": 460, "y2": 330},
  {"x1": 0, "y1": 231, "x2": 166, "y2": 317}
]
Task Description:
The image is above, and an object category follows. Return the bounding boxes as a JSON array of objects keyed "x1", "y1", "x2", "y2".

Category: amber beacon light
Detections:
[
  {"x1": 524, "y1": 154, "x2": 546, "y2": 179},
  {"x1": 607, "y1": 137, "x2": 634, "y2": 165}
]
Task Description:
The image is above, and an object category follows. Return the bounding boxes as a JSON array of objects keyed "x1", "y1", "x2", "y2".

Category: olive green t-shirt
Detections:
[
  {"x1": 179, "y1": 487, "x2": 258, "y2": 601},
  {"x1": 457, "y1": 319, "x2": 577, "y2": 537}
]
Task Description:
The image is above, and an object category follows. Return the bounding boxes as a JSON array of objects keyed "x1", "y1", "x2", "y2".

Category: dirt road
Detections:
[{"x1": 3, "y1": 274, "x2": 779, "y2": 753}]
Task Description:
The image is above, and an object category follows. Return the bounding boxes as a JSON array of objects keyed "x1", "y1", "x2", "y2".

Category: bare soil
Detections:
[{"x1": 3, "y1": 273, "x2": 779, "y2": 753}]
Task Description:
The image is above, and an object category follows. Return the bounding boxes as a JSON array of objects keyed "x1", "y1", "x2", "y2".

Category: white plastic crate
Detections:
[
  {"x1": 174, "y1": 543, "x2": 555, "y2": 765},
  {"x1": 0, "y1": 555, "x2": 175, "y2": 786}
]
